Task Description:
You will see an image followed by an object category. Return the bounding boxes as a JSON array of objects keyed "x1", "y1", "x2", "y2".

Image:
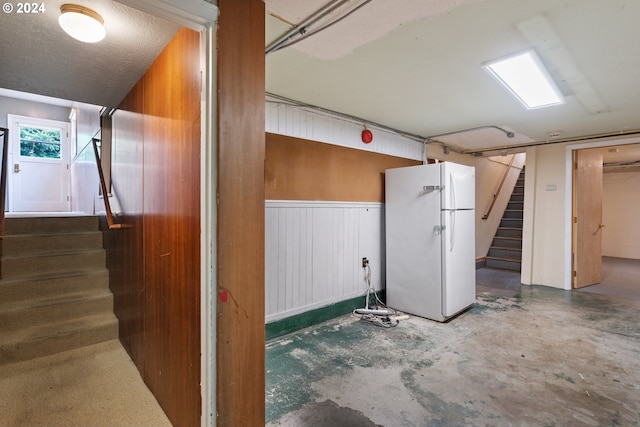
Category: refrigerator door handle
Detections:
[
  {"x1": 450, "y1": 174, "x2": 456, "y2": 210},
  {"x1": 450, "y1": 211, "x2": 456, "y2": 251}
]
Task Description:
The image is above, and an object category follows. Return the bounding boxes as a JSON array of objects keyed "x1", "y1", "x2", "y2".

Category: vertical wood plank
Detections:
[
  {"x1": 268, "y1": 208, "x2": 280, "y2": 317},
  {"x1": 217, "y1": 1, "x2": 266, "y2": 425},
  {"x1": 285, "y1": 208, "x2": 294, "y2": 311},
  {"x1": 142, "y1": 27, "x2": 202, "y2": 427},
  {"x1": 291, "y1": 209, "x2": 301, "y2": 308},
  {"x1": 277, "y1": 210, "x2": 287, "y2": 314},
  {"x1": 108, "y1": 80, "x2": 145, "y2": 367},
  {"x1": 312, "y1": 208, "x2": 327, "y2": 303},
  {"x1": 298, "y1": 209, "x2": 308, "y2": 306},
  {"x1": 109, "y1": 27, "x2": 202, "y2": 427}
]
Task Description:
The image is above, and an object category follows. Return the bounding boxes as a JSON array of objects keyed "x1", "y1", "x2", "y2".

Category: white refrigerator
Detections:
[{"x1": 385, "y1": 162, "x2": 476, "y2": 322}]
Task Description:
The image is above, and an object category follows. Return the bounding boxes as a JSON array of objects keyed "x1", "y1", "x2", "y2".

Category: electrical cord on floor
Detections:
[{"x1": 352, "y1": 263, "x2": 406, "y2": 328}]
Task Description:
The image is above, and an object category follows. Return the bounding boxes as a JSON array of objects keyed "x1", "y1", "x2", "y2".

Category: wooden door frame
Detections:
[{"x1": 563, "y1": 136, "x2": 640, "y2": 290}]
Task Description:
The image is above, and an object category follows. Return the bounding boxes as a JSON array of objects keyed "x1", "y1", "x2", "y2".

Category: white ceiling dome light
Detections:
[{"x1": 58, "y1": 4, "x2": 106, "y2": 43}]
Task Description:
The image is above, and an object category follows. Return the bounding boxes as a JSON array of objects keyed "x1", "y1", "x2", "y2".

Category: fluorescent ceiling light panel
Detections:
[
  {"x1": 483, "y1": 50, "x2": 564, "y2": 109},
  {"x1": 517, "y1": 15, "x2": 608, "y2": 114}
]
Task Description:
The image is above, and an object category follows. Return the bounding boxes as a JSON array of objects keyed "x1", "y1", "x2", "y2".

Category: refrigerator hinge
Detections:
[{"x1": 423, "y1": 185, "x2": 444, "y2": 192}]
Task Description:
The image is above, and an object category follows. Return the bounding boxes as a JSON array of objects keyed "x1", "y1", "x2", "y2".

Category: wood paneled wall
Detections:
[
  {"x1": 106, "y1": 28, "x2": 201, "y2": 427},
  {"x1": 217, "y1": 1, "x2": 266, "y2": 426},
  {"x1": 266, "y1": 133, "x2": 421, "y2": 202}
]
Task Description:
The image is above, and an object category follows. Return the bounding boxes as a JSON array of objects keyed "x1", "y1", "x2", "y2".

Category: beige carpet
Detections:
[{"x1": 0, "y1": 339, "x2": 172, "y2": 427}]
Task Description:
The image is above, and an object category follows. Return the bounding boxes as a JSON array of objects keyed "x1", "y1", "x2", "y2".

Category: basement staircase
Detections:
[
  {"x1": 485, "y1": 167, "x2": 525, "y2": 271},
  {"x1": 0, "y1": 216, "x2": 117, "y2": 365}
]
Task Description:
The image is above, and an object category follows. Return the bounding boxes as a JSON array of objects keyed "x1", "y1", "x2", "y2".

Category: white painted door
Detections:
[{"x1": 8, "y1": 115, "x2": 70, "y2": 212}]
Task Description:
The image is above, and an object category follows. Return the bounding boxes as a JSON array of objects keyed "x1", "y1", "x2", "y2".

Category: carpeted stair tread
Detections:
[
  {"x1": 1, "y1": 249, "x2": 106, "y2": 280},
  {"x1": 0, "y1": 270, "x2": 109, "y2": 303},
  {"x1": 0, "y1": 215, "x2": 116, "y2": 364},
  {"x1": 1, "y1": 248, "x2": 106, "y2": 260},
  {"x1": 3, "y1": 216, "x2": 100, "y2": 235},
  {"x1": 1, "y1": 231, "x2": 103, "y2": 256},
  {"x1": 0, "y1": 289, "x2": 114, "y2": 333},
  {"x1": 0, "y1": 312, "x2": 119, "y2": 365}
]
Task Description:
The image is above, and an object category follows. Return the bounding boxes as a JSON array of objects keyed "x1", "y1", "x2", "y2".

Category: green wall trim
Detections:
[{"x1": 266, "y1": 291, "x2": 385, "y2": 341}]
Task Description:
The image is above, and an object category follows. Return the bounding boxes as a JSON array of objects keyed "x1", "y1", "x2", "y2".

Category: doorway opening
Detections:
[
  {"x1": 7, "y1": 114, "x2": 70, "y2": 213},
  {"x1": 569, "y1": 139, "x2": 640, "y2": 298},
  {"x1": 1, "y1": 2, "x2": 218, "y2": 425}
]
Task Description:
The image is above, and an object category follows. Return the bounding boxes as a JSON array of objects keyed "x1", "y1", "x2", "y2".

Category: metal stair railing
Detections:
[
  {"x1": 0, "y1": 127, "x2": 9, "y2": 239},
  {"x1": 482, "y1": 154, "x2": 516, "y2": 220}
]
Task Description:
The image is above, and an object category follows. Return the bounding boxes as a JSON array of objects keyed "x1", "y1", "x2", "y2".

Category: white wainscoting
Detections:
[
  {"x1": 265, "y1": 200, "x2": 385, "y2": 322},
  {"x1": 266, "y1": 101, "x2": 423, "y2": 161}
]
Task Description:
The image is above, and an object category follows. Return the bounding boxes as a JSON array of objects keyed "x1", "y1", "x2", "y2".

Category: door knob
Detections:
[{"x1": 13, "y1": 164, "x2": 20, "y2": 173}]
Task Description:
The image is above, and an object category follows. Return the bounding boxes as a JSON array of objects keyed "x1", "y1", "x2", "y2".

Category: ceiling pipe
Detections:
[
  {"x1": 267, "y1": 93, "x2": 510, "y2": 155},
  {"x1": 266, "y1": 92, "x2": 640, "y2": 157},
  {"x1": 266, "y1": 91, "x2": 429, "y2": 142},
  {"x1": 425, "y1": 125, "x2": 515, "y2": 140},
  {"x1": 462, "y1": 129, "x2": 640, "y2": 156},
  {"x1": 265, "y1": 0, "x2": 351, "y2": 55}
]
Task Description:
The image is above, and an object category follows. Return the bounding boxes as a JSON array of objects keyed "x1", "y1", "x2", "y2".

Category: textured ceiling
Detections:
[
  {"x1": 0, "y1": 0, "x2": 180, "y2": 107},
  {"x1": 267, "y1": 0, "x2": 485, "y2": 60},
  {"x1": 1, "y1": 0, "x2": 638, "y2": 158},
  {"x1": 265, "y1": 0, "x2": 640, "y2": 154}
]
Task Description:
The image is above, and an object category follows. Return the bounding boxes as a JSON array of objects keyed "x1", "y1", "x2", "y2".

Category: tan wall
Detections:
[
  {"x1": 602, "y1": 170, "x2": 640, "y2": 259},
  {"x1": 521, "y1": 135, "x2": 640, "y2": 288},
  {"x1": 521, "y1": 144, "x2": 568, "y2": 288}
]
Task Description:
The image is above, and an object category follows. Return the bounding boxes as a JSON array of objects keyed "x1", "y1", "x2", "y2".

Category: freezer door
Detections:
[
  {"x1": 385, "y1": 165, "x2": 443, "y2": 319},
  {"x1": 441, "y1": 209, "x2": 476, "y2": 317},
  {"x1": 441, "y1": 162, "x2": 475, "y2": 210}
]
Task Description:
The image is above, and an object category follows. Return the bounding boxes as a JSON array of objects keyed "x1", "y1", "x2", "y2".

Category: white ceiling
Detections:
[
  {"x1": 0, "y1": 0, "x2": 638, "y2": 161},
  {"x1": 265, "y1": 0, "x2": 640, "y2": 155},
  {"x1": 0, "y1": 0, "x2": 180, "y2": 107}
]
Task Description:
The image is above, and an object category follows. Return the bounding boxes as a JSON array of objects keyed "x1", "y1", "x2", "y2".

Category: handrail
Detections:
[
  {"x1": 91, "y1": 138, "x2": 123, "y2": 230},
  {"x1": 0, "y1": 128, "x2": 8, "y2": 238},
  {"x1": 482, "y1": 154, "x2": 516, "y2": 220}
]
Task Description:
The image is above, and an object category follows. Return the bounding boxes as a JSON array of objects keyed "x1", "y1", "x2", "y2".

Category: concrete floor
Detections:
[
  {"x1": 266, "y1": 267, "x2": 640, "y2": 426},
  {"x1": 0, "y1": 339, "x2": 171, "y2": 427},
  {"x1": 1, "y1": 258, "x2": 636, "y2": 426},
  {"x1": 578, "y1": 256, "x2": 640, "y2": 301}
]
